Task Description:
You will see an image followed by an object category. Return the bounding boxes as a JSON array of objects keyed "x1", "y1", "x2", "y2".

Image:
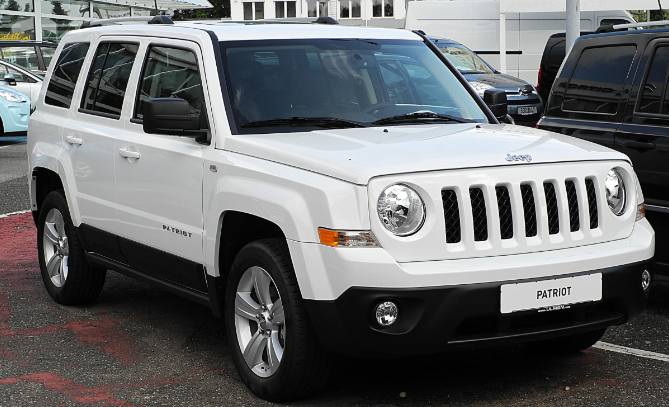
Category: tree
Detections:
[{"x1": 171, "y1": 0, "x2": 229, "y2": 20}]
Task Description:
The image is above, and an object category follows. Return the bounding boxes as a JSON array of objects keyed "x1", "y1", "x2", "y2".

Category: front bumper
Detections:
[
  {"x1": 305, "y1": 260, "x2": 651, "y2": 357},
  {"x1": 1, "y1": 102, "x2": 30, "y2": 133},
  {"x1": 507, "y1": 102, "x2": 543, "y2": 125}
]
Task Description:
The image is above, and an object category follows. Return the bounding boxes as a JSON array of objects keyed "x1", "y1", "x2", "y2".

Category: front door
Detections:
[{"x1": 114, "y1": 40, "x2": 211, "y2": 292}]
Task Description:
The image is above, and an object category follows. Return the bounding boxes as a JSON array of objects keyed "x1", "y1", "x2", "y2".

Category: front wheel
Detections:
[
  {"x1": 225, "y1": 239, "x2": 330, "y2": 401},
  {"x1": 525, "y1": 328, "x2": 607, "y2": 355},
  {"x1": 37, "y1": 190, "x2": 106, "y2": 305}
]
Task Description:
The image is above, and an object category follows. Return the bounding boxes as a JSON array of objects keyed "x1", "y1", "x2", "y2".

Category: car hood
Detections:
[
  {"x1": 465, "y1": 73, "x2": 533, "y2": 91},
  {"x1": 223, "y1": 123, "x2": 628, "y2": 185}
]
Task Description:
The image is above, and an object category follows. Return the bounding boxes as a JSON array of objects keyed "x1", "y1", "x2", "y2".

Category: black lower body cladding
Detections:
[{"x1": 304, "y1": 261, "x2": 651, "y2": 358}]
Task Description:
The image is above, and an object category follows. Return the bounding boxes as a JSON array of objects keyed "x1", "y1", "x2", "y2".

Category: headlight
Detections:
[
  {"x1": 469, "y1": 82, "x2": 495, "y2": 97},
  {"x1": 605, "y1": 169, "x2": 626, "y2": 216},
  {"x1": 0, "y1": 89, "x2": 27, "y2": 103},
  {"x1": 377, "y1": 184, "x2": 425, "y2": 236}
]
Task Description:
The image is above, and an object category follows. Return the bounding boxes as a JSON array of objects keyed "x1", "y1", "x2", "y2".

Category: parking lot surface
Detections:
[{"x1": 1, "y1": 210, "x2": 668, "y2": 407}]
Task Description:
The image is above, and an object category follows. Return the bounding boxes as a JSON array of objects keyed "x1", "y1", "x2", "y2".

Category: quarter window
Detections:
[
  {"x1": 134, "y1": 46, "x2": 205, "y2": 120},
  {"x1": 561, "y1": 45, "x2": 635, "y2": 114},
  {"x1": 44, "y1": 42, "x2": 89, "y2": 108},
  {"x1": 637, "y1": 46, "x2": 669, "y2": 115},
  {"x1": 80, "y1": 42, "x2": 138, "y2": 116}
]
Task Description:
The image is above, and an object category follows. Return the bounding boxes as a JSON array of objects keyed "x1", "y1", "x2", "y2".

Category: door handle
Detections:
[
  {"x1": 119, "y1": 147, "x2": 141, "y2": 159},
  {"x1": 624, "y1": 141, "x2": 656, "y2": 151},
  {"x1": 65, "y1": 136, "x2": 83, "y2": 146}
]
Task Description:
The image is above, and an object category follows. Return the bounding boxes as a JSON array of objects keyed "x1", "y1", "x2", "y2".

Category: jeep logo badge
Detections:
[{"x1": 505, "y1": 154, "x2": 532, "y2": 162}]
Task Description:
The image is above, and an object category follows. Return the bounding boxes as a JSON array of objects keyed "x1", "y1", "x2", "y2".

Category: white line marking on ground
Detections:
[
  {"x1": 594, "y1": 341, "x2": 669, "y2": 363},
  {"x1": 0, "y1": 210, "x2": 30, "y2": 219}
]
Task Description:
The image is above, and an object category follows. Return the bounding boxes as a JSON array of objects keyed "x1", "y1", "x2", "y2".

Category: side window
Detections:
[
  {"x1": 0, "y1": 65, "x2": 33, "y2": 83},
  {"x1": 0, "y1": 46, "x2": 40, "y2": 71},
  {"x1": 637, "y1": 46, "x2": 669, "y2": 115},
  {"x1": 81, "y1": 42, "x2": 138, "y2": 116},
  {"x1": 561, "y1": 45, "x2": 635, "y2": 114},
  {"x1": 40, "y1": 47, "x2": 57, "y2": 70},
  {"x1": 134, "y1": 46, "x2": 204, "y2": 120},
  {"x1": 45, "y1": 42, "x2": 90, "y2": 108},
  {"x1": 403, "y1": 62, "x2": 454, "y2": 107}
]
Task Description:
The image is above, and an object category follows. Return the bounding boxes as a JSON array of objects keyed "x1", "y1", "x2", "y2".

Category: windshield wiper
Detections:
[
  {"x1": 372, "y1": 112, "x2": 476, "y2": 125},
  {"x1": 241, "y1": 117, "x2": 368, "y2": 129}
]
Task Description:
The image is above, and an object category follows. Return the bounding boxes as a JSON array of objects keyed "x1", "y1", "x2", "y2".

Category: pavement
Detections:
[{"x1": 2, "y1": 137, "x2": 669, "y2": 406}]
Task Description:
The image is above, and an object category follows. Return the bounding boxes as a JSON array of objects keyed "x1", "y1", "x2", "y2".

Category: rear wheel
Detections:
[
  {"x1": 525, "y1": 328, "x2": 607, "y2": 355},
  {"x1": 225, "y1": 239, "x2": 330, "y2": 401},
  {"x1": 37, "y1": 190, "x2": 106, "y2": 305}
]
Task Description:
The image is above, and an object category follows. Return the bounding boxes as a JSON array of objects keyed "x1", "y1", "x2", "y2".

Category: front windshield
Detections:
[
  {"x1": 220, "y1": 39, "x2": 489, "y2": 133},
  {"x1": 437, "y1": 44, "x2": 495, "y2": 75}
]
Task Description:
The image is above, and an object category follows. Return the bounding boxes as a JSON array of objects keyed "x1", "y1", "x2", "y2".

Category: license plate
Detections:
[
  {"x1": 500, "y1": 273, "x2": 602, "y2": 314},
  {"x1": 518, "y1": 106, "x2": 538, "y2": 115}
]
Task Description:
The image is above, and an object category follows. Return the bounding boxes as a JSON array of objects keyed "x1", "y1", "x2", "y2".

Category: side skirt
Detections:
[{"x1": 85, "y1": 252, "x2": 211, "y2": 308}]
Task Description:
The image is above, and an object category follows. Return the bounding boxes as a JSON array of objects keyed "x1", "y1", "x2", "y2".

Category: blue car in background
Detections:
[{"x1": 0, "y1": 84, "x2": 30, "y2": 136}]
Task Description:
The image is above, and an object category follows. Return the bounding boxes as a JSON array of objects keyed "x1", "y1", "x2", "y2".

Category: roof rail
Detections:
[
  {"x1": 80, "y1": 15, "x2": 174, "y2": 29},
  {"x1": 595, "y1": 19, "x2": 669, "y2": 33},
  {"x1": 314, "y1": 16, "x2": 338, "y2": 24}
]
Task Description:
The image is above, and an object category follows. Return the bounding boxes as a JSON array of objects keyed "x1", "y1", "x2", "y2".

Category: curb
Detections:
[{"x1": 0, "y1": 210, "x2": 31, "y2": 219}]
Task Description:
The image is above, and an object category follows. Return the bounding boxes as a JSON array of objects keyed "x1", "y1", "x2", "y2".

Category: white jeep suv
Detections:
[{"x1": 28, "y1": 17, "x2": 654, "y2": 401}]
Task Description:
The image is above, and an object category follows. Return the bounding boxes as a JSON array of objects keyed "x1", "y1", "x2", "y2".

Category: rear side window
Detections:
[
  {"x1": 81, "y1": 42, "x2": 138, "y2": 117},
  {"x1": 637, "y1": 46, "x2": 669, "y2": 115},
  {"x1": 134, "y1": 46, "x2": 204, "y2": 120},
  {"x1": 0, "y1": 46, "x2": 39, "y2": 70},
  {"x1": 561, "y1": 45, "x2": 635, "y2": 114},
  {"x1": 44, "y1": 42, "x2": 90, "y2": 108}
]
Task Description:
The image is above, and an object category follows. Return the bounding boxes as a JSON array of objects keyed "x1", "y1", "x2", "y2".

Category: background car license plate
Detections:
[
  {"x1": 500, "y1": 273, "x2": 602, "y2": 314},
  {"x1": 518, "y1": 106, "x2": 537, "y2": 115}
]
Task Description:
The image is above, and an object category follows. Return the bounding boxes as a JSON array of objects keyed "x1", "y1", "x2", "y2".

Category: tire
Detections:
[
  {"x1": 525, "y1": 328, "x2": 607, "y2": 355},
  {"x1": 225, "y1": 239, "x2": 330, "y2": 402},
  {"x1": 37, "y1": 190, "x2": 106, "y2": 305}
]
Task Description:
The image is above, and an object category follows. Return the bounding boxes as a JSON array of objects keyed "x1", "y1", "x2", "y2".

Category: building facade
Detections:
[
  {"x1": 230, "y1": 0, "x2": 407, "y2": 28},
  {"x1": 0, "y1": 0, "x2": 212, "y2": 42}
]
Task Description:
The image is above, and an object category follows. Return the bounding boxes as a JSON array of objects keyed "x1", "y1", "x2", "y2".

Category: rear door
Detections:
[{"x1": 114, "y1": 39, "x2": 212, "y2": 292}]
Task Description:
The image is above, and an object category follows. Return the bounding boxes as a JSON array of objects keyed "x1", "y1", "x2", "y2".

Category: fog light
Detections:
[
  {"x1": 375, "y1": 301, "x2": 399, "y2": 327},
  {"x1": 641, "y1": 270, "x2": 651, "y2": 292}
]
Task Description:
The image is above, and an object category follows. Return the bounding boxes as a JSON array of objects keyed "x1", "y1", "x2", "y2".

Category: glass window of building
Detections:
[
  {"x1": 42, "y1": 17, "x2": 79, "y2": 42},
  {"x1": 243, "y1": 2, "x2": 264, "y2": 20},
  {"x1": 40, "y1": 0, "x2": 89, "y2": 17},
  {"x1": 275, "y1": 1, "x2": 296, "y2": 18},
  {"x1": 0, "y1": 0, "x2": 33, "y2": 12},
  {"x1": 307, "y1": 0, "x2": 327, "y2": 17},
  {"x1": 340, "y1": 0, "x2": 360, "y2": 18},
  {"x1": 373, "y1": 0, "x2": 393, "y2": 17},
  {"x1": 0, "y1": 15, "x2": 35, "y2": 40},
  {"x1": 92, "y1": 3, "x2": 130, "y2": 19}
]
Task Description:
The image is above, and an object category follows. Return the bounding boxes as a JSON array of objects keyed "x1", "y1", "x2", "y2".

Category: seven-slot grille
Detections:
[{"x1": 442, "y1": 177, "x2": 599, "y2": 243}]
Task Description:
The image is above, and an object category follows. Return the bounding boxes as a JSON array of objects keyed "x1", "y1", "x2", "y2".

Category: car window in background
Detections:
[
  {"x1": 437, "y1": 45, "x2": 494, "y2": 74},
  {"x1": 561, "y1": 45, "x2": 636, "y2": 114},
  {"x1": 0, "y1": 46, "x2": 40, "y2": 70},
  {"x1": 0, "y1": 64, "x2": 34, "y2": 83},
  {"x1": 637, "y1": 46, "x2": 669, "y2": 114},
  {"x1": 41, "y1": 47, "x2": 56, "y2": 69}
]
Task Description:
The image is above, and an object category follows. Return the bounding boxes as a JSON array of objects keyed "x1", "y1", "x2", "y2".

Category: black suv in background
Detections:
[
  {"x1": 537, "y1": 32, "x2": 593, "y2": 102},
  {"x1": 538, "y1": 26, "x2": 669, "y2": 273}
]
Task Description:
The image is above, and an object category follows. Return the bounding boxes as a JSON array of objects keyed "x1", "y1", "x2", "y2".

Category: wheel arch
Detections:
[{"x1": 30, "y1": 167, "x2": 64, "y2": 225}]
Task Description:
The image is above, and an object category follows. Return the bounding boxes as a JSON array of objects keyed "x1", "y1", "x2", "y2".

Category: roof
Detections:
[{"x1": 72, "y1": 21, "x2": 424, "y2": 42}]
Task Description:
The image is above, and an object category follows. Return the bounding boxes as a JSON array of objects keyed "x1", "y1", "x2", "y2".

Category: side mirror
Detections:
[
  {"x1": 143, "y1": 98, "x2": 201, "y2": 136},
  {"x1": 483, "y1": 89, "x2": 508, "y2": 121},
  {"x1": 3, "y1": 73, "x2": 16, "y2": 86}
]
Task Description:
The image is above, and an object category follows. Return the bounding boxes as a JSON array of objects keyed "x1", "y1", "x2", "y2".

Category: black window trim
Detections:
[
  {"x1": 79, "y1": 40, "x2": 140, "y2": 119},
  {"x1": 131, "y1": 42, "x2": 204, "y2": 124},
  {"x1": 560, "y1": 43, "x2": 638, "y2": 116},
  {"x1": 633, "y1": 39, "x2": 669, "y2": 120}
]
